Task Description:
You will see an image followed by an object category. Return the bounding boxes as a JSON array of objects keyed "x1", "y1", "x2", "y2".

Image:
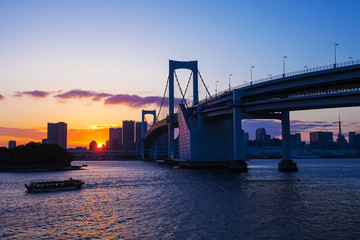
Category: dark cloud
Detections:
[
  {"x1": 104, "y1": 94, "x2": 163, "y2": 107},
  {"x1": 14, "y1": 90, "x2": 50, "y2": 98},
  {"x1": 0, "y1": 94, "x2": 4, "y2": 101},
  {"x1": 290, "y1": 120, "x2": 335, "y2": 132},
  {"x1": 54, "y1": 89, "x2": 113, "y2": 101},
  {"x1": 13, "y1": 88, "x2": 185, "y2": 108},
  {"x1": 104, "y1": 94, "x2": 183, "y2": 108}
]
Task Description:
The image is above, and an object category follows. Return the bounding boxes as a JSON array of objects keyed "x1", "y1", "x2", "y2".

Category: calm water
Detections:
[{"x1": 1, "y1": 159, "x2": 360, "y2": 240}]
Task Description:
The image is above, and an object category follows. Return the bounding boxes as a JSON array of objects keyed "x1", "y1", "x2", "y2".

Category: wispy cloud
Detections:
[
  {"x1": 14, "y1": 90, "x2": 50, "y2": 98},
  {"x1": 12, "y1": 88, "x2": 194, "y2": 108},
  {"x1": 0, "y1": 127, "x2": 46, "y2": 139},
  {"x1": 0, "y1": 94, "x2": 4, "y2": 101},
  {"x1": 104, "y1": 94, "x2": 183, "y2": 108},
  {"x1": 54, "y1": 89, "x2": 113, "y2": 101},
  {"x1": 104, "y1": 94, "x2": 164, "y2": 107}
]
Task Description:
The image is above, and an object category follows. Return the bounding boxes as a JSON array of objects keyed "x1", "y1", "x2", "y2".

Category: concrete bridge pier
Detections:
[
  {"x1": 231, "y1": 89, "x2": 248, "y2": 172},
  {"x1": 279, "y1": 111, "x2": 298, "y2": 172}
]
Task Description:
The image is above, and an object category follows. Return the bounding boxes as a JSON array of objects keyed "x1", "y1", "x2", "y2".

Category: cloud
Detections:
[
  {"x1": 105, "y1": 94, "x2": 162, "y2": 107},
  {"x1": 104, "y1": 94, "x2": 183, "y2": 108},
  {"x1": 14, "y1": 90, "x2": 50, "y2": 98},
  {"x1": 0, "y1": 94, "x2": 4, "y2": 101},
  {"x1": 54, "y1": 89, "x2": 113, "y2": 101},
  {"x1": 0, "y1": 127, "x2": 46, "y2": 139},
  {"x1": 13, "y1": 88, "x2": 185, "y2": 108}
]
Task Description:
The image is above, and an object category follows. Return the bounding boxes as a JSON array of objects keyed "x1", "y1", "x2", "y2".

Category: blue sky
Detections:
[{"x1": 0, "y1": 0, "x2": 359, "y2": 146}]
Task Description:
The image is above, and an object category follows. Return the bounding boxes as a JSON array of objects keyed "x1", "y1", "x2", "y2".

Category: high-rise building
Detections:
[
  {"x1": 256, "y1": 128, "x2": 266, "y2": 141},
  {"x1": 89, "y1": 140, "x2": 98, "y2": 150},
  {"x1": 290, "y1": 133, "x2": 302, "y2": 148},
  {"x1": 349, "y1": 132, "x2": 356, "y2": 146},
  {"x1": 122, "y1": 120, "x2": 135, "y2": 146},
  {"x1": 47, "y1": 122, "x2": 67, "y2": 149},
  {"x1": 135, "y1": 122, "x2": 142, "y2": 143},
  {"x1": 310, "y1": 131, "x2": 333, "y2": 149},
  {"x1": 8, "y1": 140, "x2": 16, "y2": 149},
  {"x1": 109, "y1": 128, "x2": 122, "y2": 149}
]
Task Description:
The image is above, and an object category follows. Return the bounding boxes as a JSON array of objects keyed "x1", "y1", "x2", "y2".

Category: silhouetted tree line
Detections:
[{"x1": 0, "y1": 142, "x2": 73, "y2": 167}]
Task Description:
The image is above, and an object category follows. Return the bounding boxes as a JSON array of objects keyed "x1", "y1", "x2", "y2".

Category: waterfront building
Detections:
[
  {"x1": 135, "y1": 122, "x2": 142, "y2": 142},
  {"x1": 291, "y1": 133, "x2": 302, "y2": 148},
  {"x1": 47, "y1": 122, "x2": 67, "y2": 149},
  {"x1": 256, "y1": 128, "x2": 266, "y2": 141},
  {"x1": 310, "y1": 131, "x2": 333, "y2": 149},
  {"x1": 349, "y1": 132, "x2": 356, "y2": 146},
  {"x1": 109, "y1": 128, "x2": 122, "y2": 150},
  {"x1": 89, "y1": 140, "x2": 98, "y2": 150},
  {"x1": 122, "y1": 120, "x2": 135, "y2": 146},
  {"x1": 8, "y1": 140, "x2": 16, "y2": 149}
]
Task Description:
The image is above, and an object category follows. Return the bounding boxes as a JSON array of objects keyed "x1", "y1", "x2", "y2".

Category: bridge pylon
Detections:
[
  {"x1": 139, "y1": 110, "x2": 156, "y2": 159},
  {"x1": 168, "y1": 60, "x2": 199, "y2": 160}
]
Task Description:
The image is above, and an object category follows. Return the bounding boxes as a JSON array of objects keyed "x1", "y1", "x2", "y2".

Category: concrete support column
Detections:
[
  {"x1": 141, "y1": 141, "x2": 145, "y2": 160},
  {"x1": 154, "y1": 143, "x2": 158, "y2": 160},
  {"x1": 281, "y1": 111, "x2": 291, "y2": 160},
  {"x1": 231, "y1": 89, "x2": 248, "y2": 172},
  {"x1": 193, "y1": 62, "x2": 199, "y2": 105},
  {"x1": 279, "y1": 111, "x2": 298, "y2": 172},
  {"x1": 198, "y1": 105, "x2": 203, "y2": 130},
  {"x1": 168, "y1": 61, "x2": 175, "y2": 160}
]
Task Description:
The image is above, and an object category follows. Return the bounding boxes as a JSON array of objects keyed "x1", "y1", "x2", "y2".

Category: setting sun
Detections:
[{"x1": 97, "y1": 143, "x2": 102, "y2": 148}]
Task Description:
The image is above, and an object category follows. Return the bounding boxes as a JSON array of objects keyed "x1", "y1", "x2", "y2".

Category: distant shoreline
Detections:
[{"x1": 0, "y1": 164, "x2": 84, "y2": 172}]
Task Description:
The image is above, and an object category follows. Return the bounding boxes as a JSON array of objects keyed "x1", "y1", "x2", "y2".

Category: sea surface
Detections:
[{"x1": 1, "y1": 158, "x2": 360, "y2": 240}]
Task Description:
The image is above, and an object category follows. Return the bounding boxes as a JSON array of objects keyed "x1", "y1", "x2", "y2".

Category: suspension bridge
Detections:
[{"x1": 138, "y1": 59, "x2": 360, "y2": 171}]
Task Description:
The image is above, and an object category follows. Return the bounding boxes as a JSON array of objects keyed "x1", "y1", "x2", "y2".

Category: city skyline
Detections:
[{"x1": 1, "y1": 0, "x2": 360, "y2": 147}]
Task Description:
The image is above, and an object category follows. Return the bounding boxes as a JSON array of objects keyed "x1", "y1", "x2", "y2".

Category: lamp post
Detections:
[
  {"x1": 228, "y1": 74, "x2": 233, "y2": 91},
  {"x1": 304, "y1": 65, "x2": 308, "y2": 73},
  {"x1": 334, "y1": 43, "x2": 339, "y2": 68},
  {"x1": 283, "y1": 56, "x2": 287, "y2": 77},
  {"x1": 268, "y1": 74, "x2": 272, "y2": 79},
  {"x1": 215, "y1": 80, "x2": 219, "y2": 96},
  {"x1": 250, "y1": 66, "x2": 255, "y2": 85},
  {"x1": 349, "y1": 57, "x2": 353, "y2": 64}
]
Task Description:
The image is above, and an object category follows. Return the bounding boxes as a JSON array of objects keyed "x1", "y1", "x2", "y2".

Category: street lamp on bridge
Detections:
[
  {"x1": 304, "y1": 65, "x2": 308, "y2": 73},
  {"x1": 334, "y1": 43, "x2": 339, "y2": 68},
  {"x1": 250, "y1": 66, "x2": 255, "y2": 85},
  {"x1": 228, "y1": 73, "x2": 233, "y2": 91},
  {"x1": 283, "y1": 56, "x2": 287, "y2": 77},
  {"x1": 215, "y1": 80, "x2": 219, "y2": 96}
]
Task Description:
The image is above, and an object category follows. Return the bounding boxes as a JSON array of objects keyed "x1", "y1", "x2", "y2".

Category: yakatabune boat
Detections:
[{"x1": 25, "y1": 178, "x2": 84, "y2": 192}]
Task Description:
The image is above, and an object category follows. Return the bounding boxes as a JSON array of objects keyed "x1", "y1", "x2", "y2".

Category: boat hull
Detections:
[{"x1": 25, "y1": 179, "x2": 84, "y2": 193}]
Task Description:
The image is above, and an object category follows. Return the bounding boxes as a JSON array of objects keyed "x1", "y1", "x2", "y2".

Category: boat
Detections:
[{"x1": 25, "y1": 178, "x2": 84, "y2": 193}]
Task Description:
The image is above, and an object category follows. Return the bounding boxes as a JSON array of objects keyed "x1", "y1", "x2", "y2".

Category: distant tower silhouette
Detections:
[
  {"x1": 338, "y1": 115, "x2": 342, "y2": 137},
  {"x1": 337, "y1": 115, "x2": 346, "y2": 148}
]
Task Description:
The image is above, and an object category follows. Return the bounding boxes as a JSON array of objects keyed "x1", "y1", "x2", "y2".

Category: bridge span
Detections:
[{"x1": 139, "y1": 59, "x2": 360, "y2": 172}]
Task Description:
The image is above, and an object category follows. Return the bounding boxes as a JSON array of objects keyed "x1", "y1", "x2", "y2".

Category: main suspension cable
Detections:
[
  {"x1": 198, "y1": 70, "x2": 212, "y2": 99},
  {"x1": 156, "y1": 76, "x2": 169, "y2": 122},
  {"x1": 174, "y1": 70, "x2": 188, "y2": 108}
]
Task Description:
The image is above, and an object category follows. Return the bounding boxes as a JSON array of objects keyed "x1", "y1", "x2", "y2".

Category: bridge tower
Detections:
[
  {"x1": 168, "y1": 60, "x2": 198, "y2": 160},
  {"x1": 139, "y1": 110, "x2": 156, "y2": 159}
]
